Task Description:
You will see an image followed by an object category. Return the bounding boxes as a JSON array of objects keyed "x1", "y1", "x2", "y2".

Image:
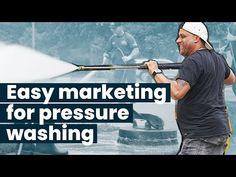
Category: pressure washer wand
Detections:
[{"x1": 75, "y1": 63, "x2": 182, "y2": 71}]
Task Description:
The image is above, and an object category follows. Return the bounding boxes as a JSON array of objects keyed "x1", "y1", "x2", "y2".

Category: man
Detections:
[
  {"x1": 103, "y1": 22, "x2": 140, "y2": 83},
  {"x1": 145, "y1": 22, "x2": 236, "y2": 155}
]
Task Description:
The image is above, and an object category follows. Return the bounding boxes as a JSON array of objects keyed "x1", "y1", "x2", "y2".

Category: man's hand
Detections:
[
  {"x1": 103, "y1": 53, "x2": 109, "y2": 59},
  {"x1": 122, "y1": 56, "x2": 131, "y2": 63},
  {"x1": 102, "y1": 53, "x2": 110, "y2": 64},
  {"x1": 144, "y1": 60, "x2": 159, "y2": 75}
]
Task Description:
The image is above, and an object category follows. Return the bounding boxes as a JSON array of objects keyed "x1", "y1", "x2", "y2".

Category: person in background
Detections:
[
  {"x1": 103, "y1": 22, "x2": 140, "y2": 83},
  {"x1": 225, "y1": 22, "x2": 236, "y2": 95}
]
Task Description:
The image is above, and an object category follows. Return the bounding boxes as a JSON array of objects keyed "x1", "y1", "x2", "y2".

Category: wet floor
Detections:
[
  {"x1": 58, "y1": 124, "x2": 181, "y2": 155},
  {"x1": 57, "y1": 124, "x2": 236, "y2": 155}
]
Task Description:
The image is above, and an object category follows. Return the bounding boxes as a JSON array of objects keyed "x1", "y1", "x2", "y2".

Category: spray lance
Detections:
[{"x1": 74, "y1": 62, "x2": 182, "y2": 71}]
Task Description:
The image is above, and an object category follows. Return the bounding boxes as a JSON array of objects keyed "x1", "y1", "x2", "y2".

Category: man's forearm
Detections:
[
  {"x1": 152, "y1": 73, "x2": 177, "y2": 99},
  {"x1": 152, "y1": 73, "x2": 190, "y2": 100}
]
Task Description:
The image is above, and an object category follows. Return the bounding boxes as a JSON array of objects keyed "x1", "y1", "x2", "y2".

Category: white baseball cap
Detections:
[{"x1": 182, "y1": 22, "x2": 213, "y2": 50}]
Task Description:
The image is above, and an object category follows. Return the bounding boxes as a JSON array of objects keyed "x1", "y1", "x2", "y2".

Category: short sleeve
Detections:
[
  {"x1": 125, "y1": 33, "x2": 138, "y2": 49},
  {"x1": 176, "y1": 56, "x2": 202, "y2": 87}
]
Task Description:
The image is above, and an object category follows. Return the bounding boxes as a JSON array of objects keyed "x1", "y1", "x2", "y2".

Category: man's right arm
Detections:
[
  {"x1": 145, "y1": 60, "x2": 191, "y2": 100},
  {"x1": 152, "y1": 73, "x2": 191, "y2": 100}
]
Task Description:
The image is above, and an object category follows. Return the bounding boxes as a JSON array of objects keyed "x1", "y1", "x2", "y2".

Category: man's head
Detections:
[
  {"x1": 109, "y1": 22, "x2": 121, "y2": 28},
  {"x1": 181, "y1": 22, "x2": 213, "y2": 50},
  {"x1": 109, "y1": 22, "x2": 124, "y2": 36}
]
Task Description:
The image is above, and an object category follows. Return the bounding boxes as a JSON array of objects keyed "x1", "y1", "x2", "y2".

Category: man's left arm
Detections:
[
  {"x1": 123, "y1": 47, "x2": 140, "y2": 62},
  {"x1": 225, "y1": 70, "x2": 236, "y2": 85},
  {"x1": 122, "y1": 33, "x2": 140, "y2": 62}
]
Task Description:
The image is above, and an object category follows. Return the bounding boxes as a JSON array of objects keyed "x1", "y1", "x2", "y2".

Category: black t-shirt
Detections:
[{"x1": 176, "y1": 49, "x2": 231, "y2": 138}]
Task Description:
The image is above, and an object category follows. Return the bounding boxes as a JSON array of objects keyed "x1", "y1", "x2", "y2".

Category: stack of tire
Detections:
[{"x1": 117, "y1": 113, "x2": 178, "y2": 146}]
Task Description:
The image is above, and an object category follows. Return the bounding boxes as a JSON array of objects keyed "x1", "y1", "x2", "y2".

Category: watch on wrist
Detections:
[{"x1": 152, "y1": 70, "x2": 162, "y2": 77}]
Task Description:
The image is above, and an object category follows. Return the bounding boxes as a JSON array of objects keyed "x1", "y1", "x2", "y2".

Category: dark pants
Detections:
[{"x1": 177, "y1": 135, "x2": 229, "y2": 155}]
